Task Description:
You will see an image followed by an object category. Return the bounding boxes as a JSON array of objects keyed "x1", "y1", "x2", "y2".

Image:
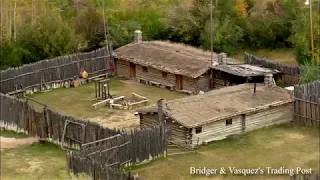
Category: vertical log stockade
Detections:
[
  {"x1": 0, "y1": 93, "x2": 167, "y2": 180},
  {"x1": 0, "y1": 46, "x2": 113, "y2": 95}
]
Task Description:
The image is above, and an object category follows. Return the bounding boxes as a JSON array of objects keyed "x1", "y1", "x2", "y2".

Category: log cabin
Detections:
[
  {"x1": 137, "y1": 79, "x2": 293, "y2": 148},
  {"x1": 113, "y1": 30, "x2": 238, "y2": 94}
]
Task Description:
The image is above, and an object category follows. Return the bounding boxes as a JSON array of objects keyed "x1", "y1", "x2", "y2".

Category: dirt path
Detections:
[{"x1": 0, "y1": 136, "x2": 38, "y2": 150}]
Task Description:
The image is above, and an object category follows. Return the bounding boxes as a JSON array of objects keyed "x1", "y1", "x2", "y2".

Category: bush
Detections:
[{"x1": 300, "y1": 65, "x2": 320, "y2": 83}]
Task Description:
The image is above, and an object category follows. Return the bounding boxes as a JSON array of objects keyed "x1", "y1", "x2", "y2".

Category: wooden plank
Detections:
[{"x1": 92, "y1": 99, "x2": 110, "y2": 108}]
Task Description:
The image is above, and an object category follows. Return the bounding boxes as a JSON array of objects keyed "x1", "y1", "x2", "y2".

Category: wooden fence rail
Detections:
[
  {"x1": 245, "y1": 53, "x2": 301, "y2": 86},
  {"x1": 293, "y1": 81, "x2": 320, "y2": 127},
  {"x1": 0, "y1": 47, "x2": 113, "y2": 94}
]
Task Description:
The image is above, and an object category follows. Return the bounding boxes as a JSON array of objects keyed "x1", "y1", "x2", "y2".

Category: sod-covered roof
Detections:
[
  {"x1": 114, "y1": 41, "x2": 220, "y2": 78},
  {"x1": 164, "y1": 84, "x2": 293, "y2": 128},
  {"x1": 212, "y1": 64, "x2": 281, "y2": 77}
]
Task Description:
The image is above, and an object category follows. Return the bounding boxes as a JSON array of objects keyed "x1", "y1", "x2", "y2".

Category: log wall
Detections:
[
  {"x1": 166, "y1": 118, "x2": 192, "y2": 148},
  {"x1": 115, "y1": 58, "x2": 130, "y2": 78},
  {"x1": 191, "y1": 115, "x2": 242, "y2": 146},
  {"x1": 190, "y1": 103, "x2": 292, "y2": 146},
  {"x1": 196, "y1": 73, "x2": 210, "y2": 92},
  {"x1": 245, "y1": 103, "x2": 292, "y2": 132},
  {"x1": 140, "y1": 113, "x2": 160, "y2": 129},
  {"x1": 136, "y1": 65, "x2": 176, "y2": 86},
  {"x1": 182, "y1": 76, "x2": 197, "y2": 92}
]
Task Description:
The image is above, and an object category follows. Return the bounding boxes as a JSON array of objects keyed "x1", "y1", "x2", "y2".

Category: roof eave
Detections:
[
  {"x1": 114, "y1": 54, "x2": 209, "y2": 78},
  {"x1": 166, "y1": 98, "x2": 293, "y2": 128}
]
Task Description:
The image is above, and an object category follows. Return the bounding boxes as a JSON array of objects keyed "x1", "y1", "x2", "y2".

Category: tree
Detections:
[
  {"x1": 75, "y1": 5, "x2": 104, "y2": 51},
  {"x1": 13, "y1": 11, "x2": 84, "y2": 64},
  {"x1": 200, "y1": 17, "x2": 244, "y2": 55},
  {"x1": 289, "y1": 11, "x2": 320, "y2": 65}
]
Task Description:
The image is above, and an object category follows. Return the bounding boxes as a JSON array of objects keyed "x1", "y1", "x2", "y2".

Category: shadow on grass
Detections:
[{"x1": 0, "y1": 129, "x2": 30, "y2": 139}]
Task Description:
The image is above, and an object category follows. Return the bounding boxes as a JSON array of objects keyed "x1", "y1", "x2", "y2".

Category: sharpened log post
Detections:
[
  {"x1": 95, "y1": 80, "x2": 98, "y2": 98},
  {"x1": 98, "y1": 81, "x2": 101, "y2": 98},
  {"x1": 157, "y1": 99, "x2": 165, "y2": 123},
  {"x1": 107, "y1": 80, "x2": 110, "y2": 97}
]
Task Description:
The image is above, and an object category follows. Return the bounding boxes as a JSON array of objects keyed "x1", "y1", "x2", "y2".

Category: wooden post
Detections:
[
  {"x1": 95, "y1": 81, "x2": 98, "y2": 98},
  {"x1": 107, "y1": 80, "x2": 110, "y2": 97},
  {"x1": 98, "y1": 81, "x2": 101, "y2": 99},
  {"x1": 309, "y1": 0, "x2": 315, "y2": 65}
]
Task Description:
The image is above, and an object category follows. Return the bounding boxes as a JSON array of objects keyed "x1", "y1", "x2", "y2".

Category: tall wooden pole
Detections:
[
  {"x1": 210, "y1": 0, "x2": 214, "y2": 89},
  {"x1": 309, "y1": 0, "x2": 315, "y2": 65},
  {"x1": 0, "y1": 0, "x2": 2, "y2": 58},
  {"x1": 8, "y1": 2, "x2": 11, "y2": 40},
  {"x1": 13, "y1": 0, "x2": 16, "y2": 42},
  {"x1": 102, "y1": 0, "x2": 114, "y2": 75}
]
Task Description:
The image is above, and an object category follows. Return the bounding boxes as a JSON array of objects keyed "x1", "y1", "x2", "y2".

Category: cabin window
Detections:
[
  {"x1": 142, "y1": 66, "x2": 148, "y2": 72},
  {"x1": 162, "y1": 71, "x2": 168, "y2": 78},
  {"x1": 195, "y1": 127, "x2": 202, "y2": 134},
  {"x1": 226, "y1": 119, "x2": 232, "y2": 126}
]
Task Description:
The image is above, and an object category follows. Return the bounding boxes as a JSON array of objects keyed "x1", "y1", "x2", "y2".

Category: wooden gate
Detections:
[
  {"x1": 82, "y1": 134, "x2": 131, "y2": 169},
  {"x1": 129, "y1": 62, "x2": 136, "y2": 79},
  {"x1": 176, "y1": 75, "x2": 183, "y2": 90},
  {"x1": 61, "y1": 120, "x2": 87, "y2": 150}
]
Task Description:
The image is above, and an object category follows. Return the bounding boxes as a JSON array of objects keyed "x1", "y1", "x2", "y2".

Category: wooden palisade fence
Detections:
[
  {"x1": 0, "y1": 46, "x2": 113, "y2": 95},
  {"x1": 293, "y1": 81, "x2": 320, "y2": 127},
  {"x1": 0, "y1": 93, "x2": 166, "y2": 179},
  {"x1": 245, "y1": 53, "x2": 300, "y2": 86}
]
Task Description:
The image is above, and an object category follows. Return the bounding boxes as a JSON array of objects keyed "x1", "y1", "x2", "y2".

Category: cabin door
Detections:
[
  {"x1": 129, "y1": 62, "x2": 136, "y2": 79},
  {"x1": 176, "y1": 75, "x2": 183, "y2": 90}
]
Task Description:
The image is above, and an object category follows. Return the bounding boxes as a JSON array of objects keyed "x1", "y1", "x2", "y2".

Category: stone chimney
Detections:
[
  {"x1": 264, "y1": 73, "x2": 276, "y2": 86},
  {"x1": 134, "y1": 30, "x2": 142, "y2": 43},
  {"x1": 218, "y1": 53, "x2": 227, "y2": 65}
]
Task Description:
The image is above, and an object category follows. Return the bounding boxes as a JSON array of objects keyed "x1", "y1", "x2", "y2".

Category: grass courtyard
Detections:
[
  {"x1": 1, "y1": 124, "x2": 319, "y2": 180},
  {"x1": 27, "y1": 78, "x2": 186, "y2": 129},
  {"x1": 131, "y1": 123, "x2": 319, "y2": 180}
]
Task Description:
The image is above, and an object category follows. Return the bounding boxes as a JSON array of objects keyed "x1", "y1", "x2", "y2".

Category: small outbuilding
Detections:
[
  {"x1": 211, "y1": 59, "x2": 282, "y2": 89},
  {"x1": 137, "y1": 83, "x2": 293, "y2": 148}
]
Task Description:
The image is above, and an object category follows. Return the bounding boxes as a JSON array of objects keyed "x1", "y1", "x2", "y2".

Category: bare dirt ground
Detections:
[
  {"x1": 27, "y1": 78, "x2": 186, "y2": 129},
  {"x1": 0, "y1": 136, "x2": 38, "y2": 150}
]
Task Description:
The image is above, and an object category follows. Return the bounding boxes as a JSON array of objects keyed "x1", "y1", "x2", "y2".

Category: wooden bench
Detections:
[
  {"x1": 176, "y1": 89, "x2": 193, "y2": 95},
  {"x1": 161, "y1": 84, "x2": 175, "y2": 91},
  {"x1": 138, "y1": 78, "x2": 149, "y2": 85},
  {"x1": 149, "y1": 81, "x2": 161, "y2": 86}
]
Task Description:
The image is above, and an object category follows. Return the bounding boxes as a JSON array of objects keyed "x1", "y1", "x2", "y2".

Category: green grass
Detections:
[
  {"x1": 134, "y1": 123, "x2": 320, "y2": 180},
  {"x1": 231, "y1": 49, "x2": 298, "y2": 66},
  {"x1": 27, "y1": 78, "x2": 186, "y2": 128},
  {"x1": 0, "y1": 130, "x2": 30, "y2": 139},
  {"x1": 0, "y1": 141, "x2": 68, "y2": 180}
]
